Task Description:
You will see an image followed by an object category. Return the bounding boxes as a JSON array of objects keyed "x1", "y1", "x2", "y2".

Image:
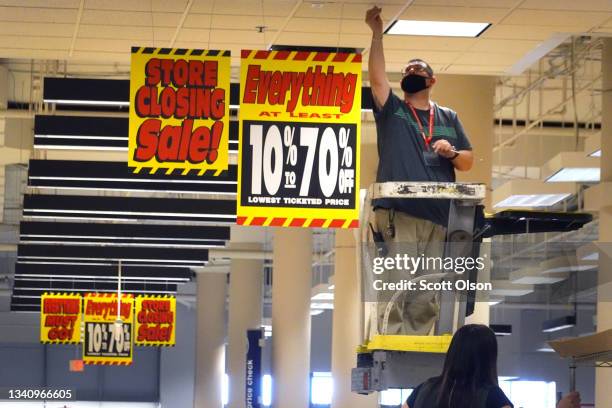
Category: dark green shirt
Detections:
[{"x1": 372, "y1": 90, "x2": 472, "y2": 227}]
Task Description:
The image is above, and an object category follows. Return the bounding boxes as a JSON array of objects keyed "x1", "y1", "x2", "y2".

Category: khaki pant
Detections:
[{"x1": 373, "y1": 208, "x2": 446, "y2": 335}]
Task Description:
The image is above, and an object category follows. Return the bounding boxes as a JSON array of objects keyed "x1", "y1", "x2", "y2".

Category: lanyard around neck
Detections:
[{"x1": 406, "y1": 101, "x2": 434, "y2": 150}]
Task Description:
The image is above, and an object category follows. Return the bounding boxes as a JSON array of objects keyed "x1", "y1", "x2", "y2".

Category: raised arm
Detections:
[{"x1": 365, "y1": 6, "x2": 391, "y2": 110}]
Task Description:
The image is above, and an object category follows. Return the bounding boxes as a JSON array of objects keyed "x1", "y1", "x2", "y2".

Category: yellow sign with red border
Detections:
[
  {"x1": 40, "y1": 293, "x2": 82, "y2": 344},
  {"x1": 129, "y1": 47, "x2": 231, "y2": 175},
  {"x1": 134, "y1": 295, "x2": 176, "y2": 347},
  {"x1": 237, "y1": 50, "x2": 361, "y2": 228},
  {"x1": 82, "y1": 293, "x2": 134, "y2": 366}
]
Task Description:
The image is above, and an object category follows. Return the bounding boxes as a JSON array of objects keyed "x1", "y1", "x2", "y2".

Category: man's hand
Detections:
[
  {"x1": 557, "y1": 392, "x2": 581, "y2": 408},
  {"x1": 432, "y1": 139, "x2": 455, "y2": 158},
  {"x1": 365, "y1": 6, "x2": 383, "y2": 37}
]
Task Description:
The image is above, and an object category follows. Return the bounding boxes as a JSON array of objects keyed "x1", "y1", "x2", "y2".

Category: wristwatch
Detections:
[{"x1": 449, "y1": 151, "x2": 460, "y2": 160}]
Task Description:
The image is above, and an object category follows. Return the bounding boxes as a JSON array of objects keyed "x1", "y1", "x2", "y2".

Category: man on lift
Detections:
[{"x1": 365, "y1": 6, "x2": 474, "y2": 335}]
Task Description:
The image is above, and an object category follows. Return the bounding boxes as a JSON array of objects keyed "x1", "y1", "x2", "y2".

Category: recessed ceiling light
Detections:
[{"x1": 386, "y1": 20, "x2": 491, "y2": 38}]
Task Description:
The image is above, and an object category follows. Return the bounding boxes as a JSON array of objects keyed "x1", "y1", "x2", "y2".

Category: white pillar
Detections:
[
  {"x1": 595, "y1": 37, "x2": 612, "y2": 408},
  {"x1": 272, "y1": 227, "x2": 312, "y2": 408},
  {"x1": 194, "y1": 272, "x2": 227, "y2": 408},
  {"x1": 436, "y1": 74, "x2": 496, "y2": 325},
  {"x1": 227, "y1": 242, "x2": 264, "y2": 408},
  {"x1": 331, "y1": 229, "x2": 379, "y2": 408}
]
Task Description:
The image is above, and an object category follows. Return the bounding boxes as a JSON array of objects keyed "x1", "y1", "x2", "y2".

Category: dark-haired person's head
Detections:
[
  {"x1": 437, "y1": 324, "x2": 499, "y2": 408},
  {"x1": 401, "y1": 58, "x2": 436, "y2": 94}
]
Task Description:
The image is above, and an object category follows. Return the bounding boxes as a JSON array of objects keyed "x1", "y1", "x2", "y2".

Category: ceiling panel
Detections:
[
  {"x1": 400, "y1": 5, "x2": 511, "y2": 23},
  {"x1": 383, "y1": 36, "x2": 475, "y2": 51},
  {"x1": 503, "y1": 9, "x2": 609, "y2": 29},
  {"x1": 468, "y1": 39, "x2": 542, "y2": 55},
  {"x1": 209, "y1": 14, "x2": 286, "y2": 31},
  {"x1": 73, "y1": 38, "x2": 140, "y2": 54},
  {"x1": 412, "y1": 0, "x2": 517, "y2": 7},
  {"x1": 481, "y1": 24, "x2": 567, "y2": 41},
  {"x1": 80, "y1": 10, "x2": 181, "y2": 27},
  {"x1": 519, "y1": 0, "x2": 612, "y2": 12},
  {"x1": 0, "y1": 5, "x2": 79, "y2": 23},
  {"x1": 453, "y1": 51, "x2": 530, "y2": 66},
  {"x1": 212, "y1": 0, "x2": 278, "y2": 16},
  {"x1": 332, "y1": 3, "x2": 406, "y2": 20},
  {"x1": 0, "y1": 36, "x2": 69, "y2": 50},
  {"x1": 287, "y1": 17, "x2": 343, "y2": 34},
  {"x1": 78, "y1": 25, "x2": 174, "y2": 42},
  {"x1": 0, "y1": 22, "x2": 73, "y2": 37},
  {"x1": 0, "y1": 0, "x2": 79, "y2": 7},
  {"x1": 84, "y1": 0, "x2": 190, "y2": 13},
  {"x1": 270, "y1": 31, "x2": 345, "y2": 46},
  {"x1": 385, "y1": 49, "x2": 462, "y2": 64}
]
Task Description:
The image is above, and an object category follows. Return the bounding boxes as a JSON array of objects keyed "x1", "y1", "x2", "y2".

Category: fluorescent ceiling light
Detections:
[
  {"x1": 488, "y1": 298, "x2": 503, "y2": 306},
  {"x1": 509, "y1": 266, "x2": 567, "y2": 285},
  {"x1": 19, "y1": 240, "x2": 223, "y2": 249},
  {"x1": 310, "y1": 309, "x2": 324, "y2": 316},
  {"x1": 34, "y1": 145, "x2": 128, "y2": 151},
  {"x1": 493, "y1": 179, "x2": 576, "y2": 209},
  {"x1": 43, "y1": 99, "x2": 130, "y2": 107},
  {"x1": 311, "y1": 292, "x2": 334, "y2": 301},
  {"x1": 584, "y1": 134, "x2": 601, "y2": 158},
  {"x1": 542, "y1": 152, "x2": 600, "y2": 183},
  {"x1": 490, "y1": 280, "x2": 534, "y2": 297},
  {"x1": 490, "y1": 324, "x2": 512, "y2": 336},
  {"x1": 590, "y1": 149, "x2": 601, "y2": 157},
  {"x1": 547, "y1": 168, "x2": 600, "y2": 183},
  {"x1": 26, "y1": 209, "x2": 236, "y2": 219},
  {"x1": 30, "y1": 176, "x2": 236, "y2": 185},
  {"x1": 311, "y1": 302, "x2": 334, "y2": 310},
  {"x1": 35, "y1": 135, "x2": 127, "y2": 141},
  {"x1": 386, "y1": 20, "x2": 490, "y2": 37},
  {"x1": 542, "y1": 315, "x2": 576, "y2": 333},
  {"x1": 537, "y1": 347, "x2": 556, "y2": 353},
  {"x1": 539, "y1": 256, "x2": 596, "y2": 274}
]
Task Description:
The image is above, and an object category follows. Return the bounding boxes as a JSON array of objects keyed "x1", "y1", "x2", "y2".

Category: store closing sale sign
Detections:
[
  {"x1": 83, "y1": 293, "x2": 134, "y2": 366},
  {"x1": 40, "y1": 293, "x2": 82, "y2": 344},
  {"x1": 135, "y1": 295, "x2": 176, "y2": 347},
  {"x1": 129, "y1": 47, "x2": 231, "y2": 175},
  {"x1": 238, "y1": 50, "x2": 361, "y2": 228}
]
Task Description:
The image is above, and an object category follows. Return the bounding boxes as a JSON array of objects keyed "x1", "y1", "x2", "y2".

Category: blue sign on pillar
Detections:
[{"x1": 246, "y1": 329, "x2": 263, "y2": 408}]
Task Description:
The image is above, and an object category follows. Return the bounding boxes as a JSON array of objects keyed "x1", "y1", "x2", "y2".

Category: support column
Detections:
[
  {"x1": 595, "y1": 37, "x2": 612, "y2": 408},
  {"x1": 194, "y1": 272, "x2": 227, "y2": 408},
  {"x1": 272, "y1": 228, "x2": 312, "y2": 408},
  {"x1": 331, "y1": 229, "x2": 378, "y2": 408},
  {"x1": 435, "y1": 74, "x2": 496, "y2": 325},
  {"x1": 227, "y1": 242, "x2": 264, "y2": 408}
]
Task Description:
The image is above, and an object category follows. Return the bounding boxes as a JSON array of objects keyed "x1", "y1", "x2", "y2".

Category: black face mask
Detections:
[{"x1": 401, "y1": 74, "x2": 429, "y2": 94}]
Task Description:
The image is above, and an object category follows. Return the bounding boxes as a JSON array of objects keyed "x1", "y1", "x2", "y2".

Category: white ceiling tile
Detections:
[
  {"x1": 286, "y1": 17, "x2": 342, "y2": 33},
  {"x1": 274, "y1": 31, "x2": 353, "y2": 46},
  {"x1": 80, "y1": 10, "x2": 181, "y2": 27},
  {"x1": 0, "y1": 48, "x2": 70, "y2": 60},
  {"x1": 469, "y1": 39, "x2": 542, "y2": 55},
  {"x1": 73, "y1": 38, "x2": 135, "y2": 53},
  {"x1": 412, "y1": 0, "x2": 517, "y2": 7},
  {"x1": 71, "y1": 49, "x2": 129, "y2": 62},
  {"x1": 444, "y1": 64, "x2": 507, "y2": 74},
  {"x1": 520, "y1": 0, "x2": 612, "y2": 12},
  {"x1": 383, "y1": 36, "x2": 475, "y2": 51},
  {"x1": 0, "y1": 5, "x2": 78, "y2": 23},
  {"x1": 400, "y1": 5, "x2": 510, "y2": 24},
  {"x1": 0, "y1": 35, "x2": 70, "y2": 50},
  {"x1": 212, "y1": 15, "x2": 285, "y2": 31},
  {"x1": 502, "y1": 9, "x2": 609, "y2": 29},
  {"x1": 78, "y1": 25, "x2": 173, "y2": 42},
  {"x1": 453, "y1": 51, "x2": 525, "y2": 65},
  {"x1": 183, "y1": 13, "x2": 213, "y2": 29},
  {"x1": 0, "y1": 22, "x2": 73, "y2": 37},
  {"x1": 481, "y1": 24, "x2": 564, "y2": 41},
  {"x1": 84, "y1": 0, "x2": 157, "y2": 12},
  {"x1": 385, "y1": 49, "x2": 462, "y2": 64},
  {"x1": 0, "y1": 0, "x2": 79, "y2": 7}
]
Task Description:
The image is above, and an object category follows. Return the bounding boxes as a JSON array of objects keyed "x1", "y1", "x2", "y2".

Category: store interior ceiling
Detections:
[{"x1": 0, "y1": 1, "x2": 610, "y2": 329}]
